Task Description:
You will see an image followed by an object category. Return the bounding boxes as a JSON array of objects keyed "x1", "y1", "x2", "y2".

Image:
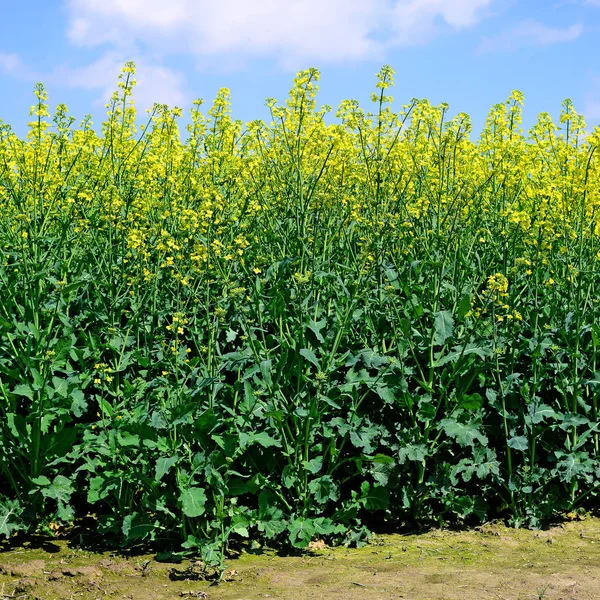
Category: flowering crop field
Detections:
[{"x1": 0, "y1": 62, "x2": 599, "y2": 573}]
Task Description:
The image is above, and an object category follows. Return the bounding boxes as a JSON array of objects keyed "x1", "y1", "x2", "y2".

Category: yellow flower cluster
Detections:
[{"x1": 0, "y1": 62, "x2": 598, "y2": 349}]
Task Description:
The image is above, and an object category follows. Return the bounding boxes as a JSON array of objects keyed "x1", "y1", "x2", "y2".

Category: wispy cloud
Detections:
[
  {"x1": 65, "y1": 0, "x2": 497, "y2": 66},
  {"x1": 50, "y1": 52, "x2": 188, "y2": 110},
  {"x1": 0, "y1": 52, "x2": 42, "y2": 81},
  {"x1": 390, "y1": 0, "x2": 495, "y2": 46},
  {"x1": 478, "y1": 20, "x2": 583, "y2": 53},
  {"x1": 0, "y1": 49, "x2": 188, "y2": 113}
]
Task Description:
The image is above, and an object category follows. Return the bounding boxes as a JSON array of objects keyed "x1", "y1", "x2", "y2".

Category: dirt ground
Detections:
[{"x1": 1, "y1": 517, "x2": 599, "y2": 600}]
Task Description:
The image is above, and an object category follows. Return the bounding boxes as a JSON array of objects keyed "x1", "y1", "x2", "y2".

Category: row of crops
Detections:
[{"x1": 0, "y1": 63, "x2": 599, "y2": 570}]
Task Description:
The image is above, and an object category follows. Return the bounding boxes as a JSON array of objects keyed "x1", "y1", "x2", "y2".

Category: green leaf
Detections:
[
  {"x1": 436, "y1": 342, "x2": 493, "y2": 367},
  {"x1": 87, "y1": 476, "x2": 108, "y2": 503},
  {"x1": 308, "y1": 476, "x2": 339, "y2": 504},
  {"x1": 13, "y1": 384, "x2": 34, "y2": 400},
  {"x1": 349, "y1": 426, "x2": 378, "y2": 453},
  {"x1": 363, "y1": 483, "x2": 389, "y2": 511},
  {"x1": 452, "y1": 448, "x2": 500, "y2": 483},
  {"x1": 260, "y1": 359, "x2": 272, "y2": 386},
  {"x1": 227, "y1": 478, "x2": 249, "y2": 496},
  {"x1": 259, "y1": 518, "x2": 287, "y2": 538},
  {"x1": 433, "y1": 310, "x2": 454, "y2": 346},
  {"x1": 289, "y1": 517, "x2": 317, "y2": 548},
  {"x1": 239, "y1": 431, "x2": 281, "y2": 449},
  {"x1": 555, "y1": 452, "x2": 594, "y2": 483},
  {"x1": 439, "y1": 418, "x2": 488, "y2": 447},
  {"x1": 46, "y1": 427, "x2": 77, "y2": 458},
  {"x1": 180, "y1": 487, "x2": 207, "y2": 518},
  {"x1": 398, "y1": 443, "x2": 428, "y2": 464},
  {"x1": 307, "y1": 319, "x2": 326, "y2": 344},
  {"x1": 559, "y1": 413, "x2": 589, "y2": 430},
  {"x1": 0, "y1": 498, "x2": 24, "y2": 538},
  {"x1": 303, "y1": 456, "x2": 323, "y2": 474},
  {"x1": 122, "y1": 512, "x2": 156, "y2": 542},
  {"x1": 118, "y1": 432, "x2": 140, "y2": 447},
  {"x1": 52, "y1": 376, "x2": 69, "y2": 398},
  {"x1": 300, "y1": 348, "x2": 320, "y2": 369},
  {"x1": 6, "y1": 413, "x2": 28, "y2": 440},
  {"x1": 526, "y1": 403, "x2": 557, "y2": 425},
  {"x1": 457, "y1": 393, "x2": 483, "y2": 411},
  {"x1": 366, "y1": 454, "x2": 395, "y2": 464},
  {"x1": 32, "y1": 475, "x2": 52, "y2": 487},
  {"x1": 56, "y1": 501, "x2": 74, "y2": 523},
  {"x1": 375, "y1": 384, "x2": 396, "y2": 404},
  {"x1": 508, "y1": 436, "x2": 528, "y2": 451},
  {"x1": 70, "y1": 389, "x2": 87, "y2": 418},
  {"x1": 43, "y1": 475, "x2": 75, "y2": 504},
  {"x1": 155, "y1": 456, "x2": 178, "y2": 482},
  {"x1": 456, "y1": 294, "x2": 472, "y2": 320}
]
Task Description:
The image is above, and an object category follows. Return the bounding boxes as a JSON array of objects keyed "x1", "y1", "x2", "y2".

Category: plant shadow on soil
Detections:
[{"x1": 1, "y1": 516, "x2": 600, "y2": 599}]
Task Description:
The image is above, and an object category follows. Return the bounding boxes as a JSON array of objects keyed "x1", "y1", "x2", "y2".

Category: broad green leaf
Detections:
[
  {"x1": 122, "y1": 513, "x2": 156, "y2": 542},
  {"x1": 180, "y1": 487, "x2": 207, "y2": 518},
  {"x1": 439, "y1": 418, "x2": 488, "y2": 447},
  {"x1": 45, "y1": 427, "x2": 77, "y2": 458},
  {"x1": 363, "y1": 484, "x2": 389, "y2": 511},
  {"x1": 303, "y1": 456, "x2": 323, "y2": 474},
  {"x1": 227, "y1": 478, "x2": 249, "y2": 496},
  {"x1": 433, "y1": 310, "x2": 454, "y2": 346},
  {"x1": 366, "y1": 454, "x2": 395, "y2": 464},
  {"x1": 375, "y1": 384, "x2": 395, "y2": 404},
  {"x1": 398, "y1": 443, "x2": 428, "y2": 464},
  {"x1": 6, "y1": 413, "x2": 28, "y2": 440},
  {"x1": 118, "y1": 432, "x2": 140, "y2": 447},
  {"x1": 307, "y1": 319, "x2": 326, "y2": 344},
  {"x1": 555, "y1": 452, "x2": 594, "y2": 483},
  {"x1": 508, "y1": 436, "x2": 528, "y2": 451},
  {"x1": 0, "y1": 498, "x2": 23, "y2": 538},
  {"x1": 456, "y1": 294, "x2": 472, "y2": 320},
  {"x1": 308, "y1": 476, "x2": 339, "y2": 504},
  {"x1": 52, "y1": 376, "x2": 69, "y2": 398},
  {"x1": 239, "y1": 431, "x2": 281, "y2": 449},
  {"x1": 43, "y1": 475, "x2": 75, "y2": 503},
  {"x1": 70, "y1": 389, "x2": 87, "y2": 418},
  {"x1": 13, "y1": 384, "x2": 34, "y2": 400},
  {"x1": 300, "y1": 348, "x2": 320, "y2": 369},
  {"x1": 289, "y1": 517, "x2": 317, "y2": 548},
  {"x1": 526, "y1": 403, "x2": 557, "y2": 425},
  {"x1": 155, "y1": 456, "x2": 178, "y2": 482},
  {"x1": 32, "y1": 475, "x2": 52, "y2": 487},
  {"x1": 457, "y1": 393, "x2": 483, "y2": 411}
]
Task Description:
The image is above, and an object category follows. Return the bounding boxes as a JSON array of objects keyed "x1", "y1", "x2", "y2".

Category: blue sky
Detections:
[{"x1": 1, "y1": 0, "x2": 600, "y2": 138}]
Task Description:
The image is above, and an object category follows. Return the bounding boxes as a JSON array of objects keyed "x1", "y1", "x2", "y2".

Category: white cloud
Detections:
[
  {"x1": 3, "y1": 0, "x2": 498, "y2": 114},
  {"x1": 0, "y1": 49, "x2": 188, "y2": 113},
  {"x1": 0, "y1": 52, "x2": 41, "y2": 81},
  {"x1": 50, "y1": 51, "x2": 188, "y2": 111},
  {"x1": 65, "y1": 0, "x2": 496, "y2": 65},
  {"x1": 478, "y1": 20, "x2": 583, "y2": 53},
  {"x1": 390, "y1": 0, "x2": 494, "y2": 45},
  {"x1": 0, "y1": 53, "x2": 22, "y2": 74}
]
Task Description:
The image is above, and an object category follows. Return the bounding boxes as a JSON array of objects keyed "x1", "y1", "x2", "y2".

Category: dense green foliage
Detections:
[{"x1": 1, "y1": 64, "x2": 599, "y2": 573}]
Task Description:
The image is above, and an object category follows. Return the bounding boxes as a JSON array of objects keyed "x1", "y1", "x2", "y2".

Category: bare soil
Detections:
[{"x1": 1, "y1": 517, "x2": 599, "y2": 600}]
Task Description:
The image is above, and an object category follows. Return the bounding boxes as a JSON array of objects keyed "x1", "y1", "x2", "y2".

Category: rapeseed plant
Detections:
[{"x1": 0, "y1": 63, "x2": 599, "y2": 570}]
